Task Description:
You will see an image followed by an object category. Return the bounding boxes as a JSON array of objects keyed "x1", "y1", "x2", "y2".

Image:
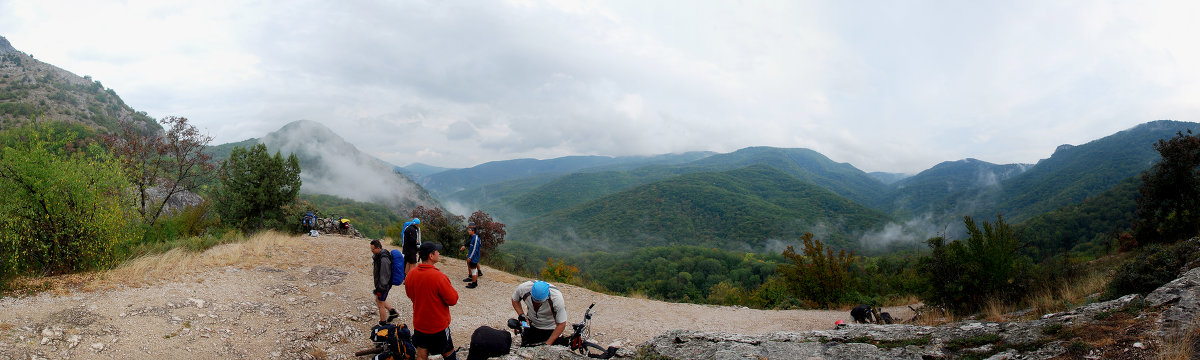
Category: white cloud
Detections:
[{"x1": 2, "y1": 0, "x2": 1198, "y2": 172}]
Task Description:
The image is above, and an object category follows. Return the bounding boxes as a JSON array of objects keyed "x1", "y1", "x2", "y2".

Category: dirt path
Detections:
[{"x1": 0, "y1": 233, "x2": 913, "y2": 359}]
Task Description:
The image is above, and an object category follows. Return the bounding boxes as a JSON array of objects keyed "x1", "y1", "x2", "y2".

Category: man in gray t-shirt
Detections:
[{"x1": 510, "y1": 280, "x2": 567, "y2": 346}]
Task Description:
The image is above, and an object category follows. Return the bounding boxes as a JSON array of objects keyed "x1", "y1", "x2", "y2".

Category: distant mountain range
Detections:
[{"x1": 425, "y1": 120, "x2": 1198, "y2": 254}]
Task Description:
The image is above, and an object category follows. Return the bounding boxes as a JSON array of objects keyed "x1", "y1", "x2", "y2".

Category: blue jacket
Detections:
[{"x1": 466, "y1": 234, "x2": 481, "y2": 263}]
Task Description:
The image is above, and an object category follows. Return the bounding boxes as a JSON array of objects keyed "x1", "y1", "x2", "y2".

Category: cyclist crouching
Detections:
[{"x1": 511, "y1": 280, "x2": 567, "y2": 346}]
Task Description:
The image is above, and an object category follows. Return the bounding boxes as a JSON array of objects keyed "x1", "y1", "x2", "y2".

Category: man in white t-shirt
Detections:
[{"x1": 510, "y1": 280, "x2": 567, "y2": 346}]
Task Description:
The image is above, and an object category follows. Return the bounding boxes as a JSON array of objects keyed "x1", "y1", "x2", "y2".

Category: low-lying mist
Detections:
[{"x1": 260, "y1": 120, "x2": 436, "y2": 212}]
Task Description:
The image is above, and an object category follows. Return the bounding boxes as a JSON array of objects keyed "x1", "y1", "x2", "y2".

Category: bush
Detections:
[
  {"x1": 0, "y1": 124, "x2": 138, "y2": 286},
  {"x1": 777, "y1": 232, "x2": 857, "y2": 308},
  {"x1": 1104, "y1": 241, "x2": 1200, "y2": 299},
  {"x1": 919, "y1": 215, "x2": 1033, "y2": 314}
]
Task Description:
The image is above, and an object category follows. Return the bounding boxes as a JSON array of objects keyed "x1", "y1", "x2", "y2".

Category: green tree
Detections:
[
  {"x1": 919, "y1": 215, "x2": 1032, "y2": 313},
  {"x1": 1133, "y1": 130, "x2": 1200, "y2": 243},
  {"x1": 213, "y1": 144, "x2": 301, "y2": 231},
  {"x1": 777, "y1": 233, "x2": 857, "y2": 308},
  {"x1": 0, "y1": 123, "x2": 137, "y2": 284},
  {"x1": 389, "y1": 206, "x2": 466, "y2": 256}
]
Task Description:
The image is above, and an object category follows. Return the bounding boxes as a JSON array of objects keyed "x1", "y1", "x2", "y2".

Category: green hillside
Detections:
[
  {"x1": 1, "y1": 39, "x2": 160, "y2": 134},
  {"x1": 1014, "y1": 175, "x2": 1140, "y2": 260},
  {"x1": 298, "y1": 193, "x2": 401, "y2": 239},
  {"x1": 685, "y1": 147, "x2": 888, "y2": 207},
  {"x1": 424, "y1": 156, "x2": 622, "y2": 195},
  {"x1": 505, "y1": 147, "x2": 889, "y2": 222},
  {"x1": 885, "y1": 158, "x2": 1030, "y2": 217},
  {"x1": 988, "y1": 120, "x2": 1195, "y2": 222},
  {"x1": 514, "y1": 164, "x2": 892, "y2": 252}
]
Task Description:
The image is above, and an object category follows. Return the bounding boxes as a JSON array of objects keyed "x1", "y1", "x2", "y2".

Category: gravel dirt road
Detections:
[{"x1": 0, "y1": 232, "x2": 913, "y2": 359}]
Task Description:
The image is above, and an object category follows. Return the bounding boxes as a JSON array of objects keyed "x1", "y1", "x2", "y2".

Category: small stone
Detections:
[
  {"x1": 189, "y1": 298, "x2": 206, "y2": 308},
  {"x1": 91, "y1": 342, "x2": 104, "y2": 351},
  {"x1": 68, "y1": 335, "x2": 81, "y2": 348},
  {"x1": 41, "y1": 328, "x2": 54, "y2": 337},
  {"x1": 1133, "y1": 342, "x2": 1145, "y2": 349},
  {"x1": 40, "y1": 337, "x2": 50, "y2": 345}
]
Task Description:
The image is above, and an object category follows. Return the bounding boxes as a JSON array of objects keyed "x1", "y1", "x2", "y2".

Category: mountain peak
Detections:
[{"x1": 0, "y1": 36, "x2": 15, "y2": 54}]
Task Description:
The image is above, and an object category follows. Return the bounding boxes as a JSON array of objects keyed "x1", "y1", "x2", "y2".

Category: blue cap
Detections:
[
  {"x1": 531, "y1": 281, "x2": 550, "y2": 302},
  {"x1": 412, "y1": 218, "x2": 421, "y2": 225}
]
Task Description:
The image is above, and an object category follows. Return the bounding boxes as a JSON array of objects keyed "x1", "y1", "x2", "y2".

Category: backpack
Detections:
[
  {"x1": 467, "y1": 326, "x2": 511, "y2": 360},
  {"x1": 389, "y1": 249, "x2": 406, "y2": 286},
  {"x1": 370, "y1": 323, "x2": 416, "y2": 360}
]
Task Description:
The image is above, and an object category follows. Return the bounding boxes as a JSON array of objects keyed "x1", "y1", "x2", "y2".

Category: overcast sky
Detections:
[{"x1": 3, "y1": 0, "x2": 1198, "y2": 174}]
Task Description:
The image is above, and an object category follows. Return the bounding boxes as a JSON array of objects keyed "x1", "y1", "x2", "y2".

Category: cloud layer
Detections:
[{"x1": 3, "y1": 0, "x2": 1198, "y2": 173}]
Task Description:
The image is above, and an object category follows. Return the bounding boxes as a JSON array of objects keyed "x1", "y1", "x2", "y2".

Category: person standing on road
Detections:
[
  {"x1": 460, "y1": 226, "x2": 483, "y2": 289},
  {"x1": 370, "y1": 239, "x2": 400, "y2": 325},
  {"x1": 405, "y1": 242, "x2": 460, "y2": 360},
  {"x1": 402, "y1": 218, "x2": 422, "y2": 276},
  {"x1": 511, "y1": 280, "x2": 568, "y2": 346}
]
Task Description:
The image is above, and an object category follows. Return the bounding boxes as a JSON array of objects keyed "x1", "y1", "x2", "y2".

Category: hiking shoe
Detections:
[
  {"x1": 466, "y1": 282, "x2": 478, "y2": 289},
  {"x1": 462, "y1": 277, "x2": 472, "y2": 282},
  {"x1": 386, "y1": 312, "x2": 399, "y2": 323}
]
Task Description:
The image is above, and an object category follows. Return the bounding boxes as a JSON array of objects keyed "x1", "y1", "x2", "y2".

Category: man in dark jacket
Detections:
[
  {"x1": 402, "y1": 218, "x2": 422, "y2": 277},
  {"x1": 371, "y1": 239, "x2": 400, "y2": 325}
]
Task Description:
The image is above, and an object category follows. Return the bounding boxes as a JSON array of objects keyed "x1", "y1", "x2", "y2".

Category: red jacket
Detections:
[{"x1": 404, "y1": 263, "x2": 458, "y2": 333}]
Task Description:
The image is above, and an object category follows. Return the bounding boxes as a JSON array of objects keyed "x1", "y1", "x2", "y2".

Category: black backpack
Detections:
[
  {"x1": 370, "y1": 323, "x2": 416, "y2": 360},
  {"x1": 467, "y1": 326, "x2": 511, "y2": 360}
]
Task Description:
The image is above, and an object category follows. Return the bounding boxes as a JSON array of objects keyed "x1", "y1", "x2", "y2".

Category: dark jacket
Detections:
[{"x1": 373, "y1": 249, "x2": 393, "y2": 292}]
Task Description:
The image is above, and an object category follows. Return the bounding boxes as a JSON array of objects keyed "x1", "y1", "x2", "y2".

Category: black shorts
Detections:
[
  {"x1": 521, "y1": 326, "x2": 567, "y2": 346},
  {"x1": 413, "y1": 328, "x2": 454, "y2": 354},
  {"x1": 375, "y1": 287, "x2": 390, "y2": 301},
  {"x1": 403, "y1": 248, "x2": 418, "y2": 264}
]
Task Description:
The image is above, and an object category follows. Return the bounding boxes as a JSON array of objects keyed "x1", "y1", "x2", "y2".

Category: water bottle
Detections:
[{"x1": 521, "y1": 320, "x2": 528, "y2": 328}]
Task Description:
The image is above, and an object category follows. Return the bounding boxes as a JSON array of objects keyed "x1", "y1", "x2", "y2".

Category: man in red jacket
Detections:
[{"x1": 405, "y1": 242, "x2": 460, "y2": 360}]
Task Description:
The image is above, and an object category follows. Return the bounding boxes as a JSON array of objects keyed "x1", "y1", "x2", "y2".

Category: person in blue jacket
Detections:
[{"x1": 459, "y1": 226, "x2": 483, "y2": 289}]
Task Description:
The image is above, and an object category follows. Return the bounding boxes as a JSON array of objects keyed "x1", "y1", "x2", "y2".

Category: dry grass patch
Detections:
[
  {"x1": 1156, "y1": 320, "x2": 1200, "y2": 360},
  {"x1": 883, "y1": 294, "x2": 921, "y2": 307},
  {"x1": 88, "y1": 231, "x2": 302, "y2": 289}
]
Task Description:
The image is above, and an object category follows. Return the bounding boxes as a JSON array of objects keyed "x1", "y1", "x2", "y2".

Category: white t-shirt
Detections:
[{"x1": 512, "y1": 281, "x2": 568, "y2": 330}]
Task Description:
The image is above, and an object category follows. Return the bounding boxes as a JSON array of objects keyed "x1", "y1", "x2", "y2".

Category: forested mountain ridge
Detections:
[
  {"x1": 0, "y1": 36, "x2": 159, "y2": 134},
  {"x1": 884, "y1": 158, "x2": 1032, "y2": 218},
  {"x1": 983, "y1": 119, "x2": 1194, "y2": 222},
  {"x1": 425, "y1": 152, "x2": 715, "y2": 195},
  {"x1": 685, "y1": 146, "x2": 888, "y2": 207},
  {"x1": 513, "y1": 164, "x2": 892, "y2": 252}
]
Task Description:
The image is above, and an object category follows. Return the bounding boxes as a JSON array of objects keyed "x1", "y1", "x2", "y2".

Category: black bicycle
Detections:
[{"x1": 508, "y1": 303, "x2": 617, "y2": 358}]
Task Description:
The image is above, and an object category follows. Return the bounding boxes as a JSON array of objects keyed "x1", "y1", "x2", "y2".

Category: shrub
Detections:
[
  {"x1": 0, "y1": 123, "x2": 138, "y2": 286},
  {"x1": 777, "y1": 232, "x2": 856, "y2": 308},
  {"x1": 919, "y1": 215, "x2": 1032, "y2": 314},
  {"x1": 1104, "y1": 241, "x2": 1200, "y2": 299}
]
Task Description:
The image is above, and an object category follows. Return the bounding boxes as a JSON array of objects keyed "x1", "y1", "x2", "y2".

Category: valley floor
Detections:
[{"x1": 0, "y1": 232, "x2": 913, "y2": 359}]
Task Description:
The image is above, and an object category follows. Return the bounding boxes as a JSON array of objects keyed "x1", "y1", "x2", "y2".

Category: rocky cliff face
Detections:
[{"x1": 0, "y1": 36, "x2": 16, "y2": 54}]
